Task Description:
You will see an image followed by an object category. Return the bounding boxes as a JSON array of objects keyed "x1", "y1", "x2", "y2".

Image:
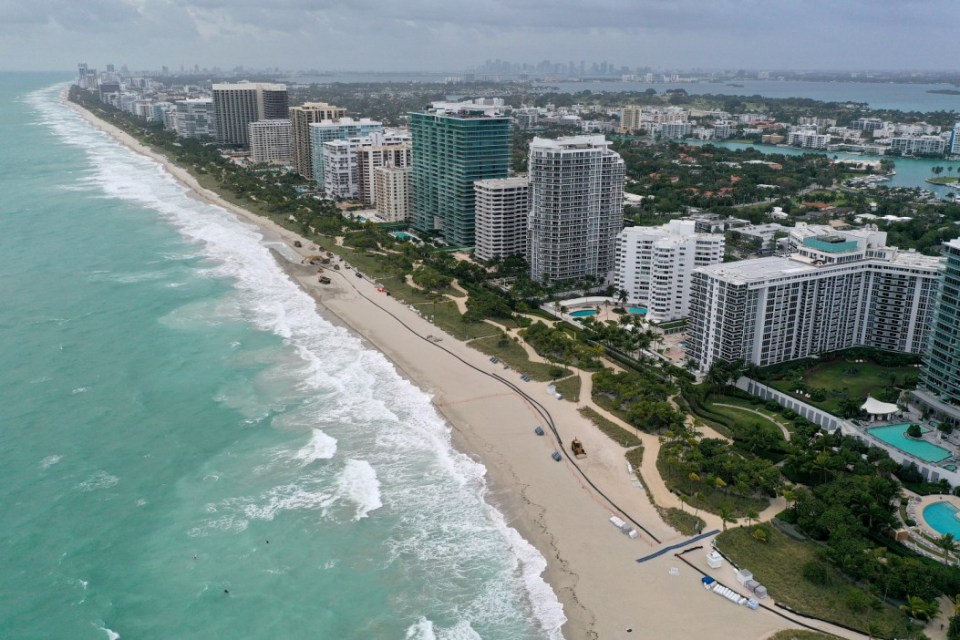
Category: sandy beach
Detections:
[{"x1": 64, "y1": 95, "x2": 867, "y2": 640}]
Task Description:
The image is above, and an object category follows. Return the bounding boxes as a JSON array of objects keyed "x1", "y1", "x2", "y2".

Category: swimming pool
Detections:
[
  {"x1": 923, "y1": 502, "x2": 960, "y2": 537},
  {"x1": 570, "y1": 309, "x2": 598, "y2": 318},
  {"x1": 628, "y1": 306, "x2": 648, "y2": 314},
  {"x1": 867, "y1": 424, "x2": 952, "y2": 463},
  {"x1": 391, "y1": 231, "x2": 418, "y2": 241}
]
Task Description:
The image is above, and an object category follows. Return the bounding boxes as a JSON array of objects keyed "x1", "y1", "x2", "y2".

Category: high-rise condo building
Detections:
[
  {"x1": 249, "y1": 119, "x2": 293, "y2": 165},
  {"x1": 357, "y1": 141, "x2": 411, "y2": 204},
  {"x1": 620, "y1": 106, "x2": 642, "y2": 134},
  {"x1": 687, "y1": 229, "x2": 942, "y2": 373},
  {"x1": 212, "y1": 82, "x2": 288, "y2": 147},
  {"x1": 615, "y1": 221, "x2": 725, "y2": 323},
  {"x1": 373, "y1": 167, "x2": 411, "y2": 223},
  {"x1": 528, "y1": 135, "x2": 625, "y2": 284},
  {"x1": 173, "y1": 98, "x2": 216, "y2": 139},
  {"x1": 308, "y1": 118, "x2": 383, "y2": 189},
  {"x1": 410, "y1": 102, "x2": 511, "y2": 246},
  {"x1": 474, "y1": 178, "x2": 530, "y2": 262},
  {"x1": 289, "y1": 102, "x2": 347, "y2": 180},
  {"x1": 914, "y1": 238, "x2": 960, "y2": 425},
  {"x1": 320, "y1": 130, "x2": 406, "y2": 200}
]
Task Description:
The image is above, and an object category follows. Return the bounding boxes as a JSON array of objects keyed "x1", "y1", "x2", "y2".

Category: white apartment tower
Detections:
[
  {"x1": 687, "y1": 229, "x2": 942, "y2": 373},
  {"x1": 528, "y1": 135, "x2": 625, "y2": 284},
  {"x1": 322, "y1": 130, "x2": 408, "y2": 200},
  {"x1": 357, "y1": 139, "x2": 412, "y2": 204},
  {"x1": 373, "y1": 167, "x2": 411, "y2": 223},
  {"x1": 615, "y1": 221, "x2": 725, "y2": 323},
  {"x1": 474, "y1": 178, "x2": 531, "y2": 262},
  {"x1": 289, "y1": 102, "x2": 347, "y2": 180},
  {"x1": 248, "y1": 119, "x2": 293, "y2": 165},
  {"x1": 212, "y1": 82, "x2": 288, "y2": 147}
]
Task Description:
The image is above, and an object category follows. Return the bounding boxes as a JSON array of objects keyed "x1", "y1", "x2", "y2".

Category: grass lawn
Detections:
[
  {"x1": 764, "y1": 359, "x2": 916, "y2": 416},
  {"x1": 928, "y1": 176, "x2": 960, "y2": 184},
  {"x1": 470, "y1": 335, "x2": 561, "y2": 381},
  {"x1": 661, "y1": 507, "x2": 705, "y2": 536},
  {"x1": 578, "y1": 406, "x2": 643, "y2": 448},
  {"x1": 716, "y1": 527, "x2": 910, "y2": 638},
  {"x1": 554, "y1": 375, "x2": 582, "y2": 402}
]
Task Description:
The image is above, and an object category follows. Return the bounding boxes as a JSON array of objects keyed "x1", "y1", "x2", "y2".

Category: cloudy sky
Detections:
[{"x1": 2, "y1": 0, "x2": 958, "y2": 72}]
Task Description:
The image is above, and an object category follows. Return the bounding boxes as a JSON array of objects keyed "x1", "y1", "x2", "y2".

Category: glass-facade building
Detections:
[
  {"x1": 410, "y1": 103, "x2": 511, "y2": 247},
  {"x1": 915, "y1": 238, "x2": 960, "y2": 424}
]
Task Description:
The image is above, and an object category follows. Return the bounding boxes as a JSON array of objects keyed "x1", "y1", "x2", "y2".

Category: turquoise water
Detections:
[
  {"x1": 867, "y1": 424, "x2": 952, "y2": 463},
  {"x1": 690, "y1": 140, "x2": 960, "y2": 198},
  {"x1": 923, "y1": 503, "x2": 960, "y2": 537},
  {"x1": 0, "y1": 75, "x2": 563, "y2": 639},
  {"x1": 391, "y1": 231, "x2": 418, "y2": 241},
  {"x1": 569, "y1": 309, "x2": 597, "y2": 318},
  {"x1": 628, "y1": 307, "x2": 647, "y2": 315}
]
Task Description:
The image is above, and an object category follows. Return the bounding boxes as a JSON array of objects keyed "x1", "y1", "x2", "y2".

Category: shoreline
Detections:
[{"x1": 63, "y1": 93, "x2": 866, "y2": 640}]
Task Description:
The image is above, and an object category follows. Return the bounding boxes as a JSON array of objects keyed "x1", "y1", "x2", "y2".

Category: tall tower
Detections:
[
  {"x1": 915, "y1": 238, "x2": 960, "y2": 425},
  {"x1": 528, "y1": 135, "x2": 625, "y2": 284},
  {"x1": 212, "y1": 82, "x2": 288, "y2": 147},
  {"x1": 289, "y1": 102, "x2": 347, "y2": 180},
  {"x1": 410, "y1": 102, "x2": 511, "y2": 246}
]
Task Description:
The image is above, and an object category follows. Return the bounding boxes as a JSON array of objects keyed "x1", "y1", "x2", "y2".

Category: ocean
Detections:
[{"x1": 0, "y1": 73, "x2": 564, "y2": 639}]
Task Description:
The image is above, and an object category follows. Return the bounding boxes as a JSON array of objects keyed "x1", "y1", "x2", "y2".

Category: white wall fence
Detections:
[{"x1": 736, "y1": 377, "x2": 960, "y2": 487}]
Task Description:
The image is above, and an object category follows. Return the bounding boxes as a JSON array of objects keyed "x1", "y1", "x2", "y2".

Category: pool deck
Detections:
[{"x1": 913, "y1": 494, "x2": 960, "y2": 540}]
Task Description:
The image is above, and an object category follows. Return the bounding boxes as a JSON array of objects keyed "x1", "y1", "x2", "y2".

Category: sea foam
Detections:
[{"x1": 33, "y1": 84, "x2": 566, "y2": 639}]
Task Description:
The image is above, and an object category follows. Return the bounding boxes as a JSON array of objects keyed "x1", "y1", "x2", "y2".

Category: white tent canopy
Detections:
[{"x1": 861, "y1": 396, "x2": 899, "y2": 416}]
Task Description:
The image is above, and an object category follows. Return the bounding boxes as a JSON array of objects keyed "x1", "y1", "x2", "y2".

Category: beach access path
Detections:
[{"x1": 65, "y1": 95, "x2": 866, "y2": 640}]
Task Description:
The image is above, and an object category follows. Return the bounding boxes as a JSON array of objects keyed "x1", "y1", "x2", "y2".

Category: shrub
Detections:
[
  {"x1": 907, "y1": 424, "x2": 923, "y2": 438},
  {"x1": 802, "y1": 561, "x2": 831, "y2": 586}
]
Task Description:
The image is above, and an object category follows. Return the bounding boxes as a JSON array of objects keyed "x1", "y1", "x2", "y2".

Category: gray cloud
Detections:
[{"x1": 0, "y1": 0, "x2": 957, "y2": 71}]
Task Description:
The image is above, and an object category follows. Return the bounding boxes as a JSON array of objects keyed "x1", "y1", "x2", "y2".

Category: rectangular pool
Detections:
[{"x1": 867, "y1": 424, "x2": 952, "y2": 463}]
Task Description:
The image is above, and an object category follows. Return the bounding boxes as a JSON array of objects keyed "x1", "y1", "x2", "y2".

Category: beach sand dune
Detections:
[{"x1": 65, "y1": 95, "x2": 864, "y2": 640}]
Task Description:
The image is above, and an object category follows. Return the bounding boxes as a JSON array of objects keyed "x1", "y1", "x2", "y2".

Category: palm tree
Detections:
[
  {"x1": 719, "y1": 505, "x2": 735, "y2": 531},
  {"x1": 937, "y1": 533, "x2": 958, "y2": 563},
  {"x1": 900, "y1": 594, "x2": 939, "y2": 621}
]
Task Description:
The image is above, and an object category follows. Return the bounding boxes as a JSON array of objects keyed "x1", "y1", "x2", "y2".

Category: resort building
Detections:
[
  {"x1": 373, "y1": 166, "x2": 411, "y2": 223},
  {"x1": 212, "y1": 82, "x2": 288, "y2": 147},
  {"x1": 308, "y1": 118, "x2": 384, "y2": 189},
  {"x1": 410, "y1": 102, "x2": 512, "y2": 246},
  {"x1": 248, "y1": 119, "x2": 293, "y2": 165},
  {"x1": 890, "y1": 135, "x2": 947, "y2": 156},
  {"x1": 787, "y1": 128, "x2": 830, "y2": 150},
  {"x1": 687, "y1": 229, "x2": 943, "y2": 373},
  {"x1": 915, "y1": 238, "x2": 960, "y2": 425},
  {"x1": 289, "y1": 102, "x2": 347, "y2": 180},
  {"x1": 473, "y1": 177, "x2": 531, "y2": 262},
  {"x1": 528, "y1": 135, "x2": 625, "y2": 284},
  {"x1": 615, "y1": 221, "x2": 725, "y2": 323},
  {"x1": 619, "y1": 106, "x2": 642, "y2": 134}
]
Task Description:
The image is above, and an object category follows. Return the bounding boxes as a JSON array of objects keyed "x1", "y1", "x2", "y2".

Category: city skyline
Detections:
[{"x1": 2, "y1": 0, "x2": 959, "y2": 73}]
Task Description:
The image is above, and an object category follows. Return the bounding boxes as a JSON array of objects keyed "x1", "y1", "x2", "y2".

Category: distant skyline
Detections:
[{"x1": 3, "y1": 0, "x2": 959, "y2": 73}]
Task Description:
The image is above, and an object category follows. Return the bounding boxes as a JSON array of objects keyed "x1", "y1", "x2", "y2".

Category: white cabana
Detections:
[{"x1": 861, "y1": 396, "x2": 899, "y2": 422}]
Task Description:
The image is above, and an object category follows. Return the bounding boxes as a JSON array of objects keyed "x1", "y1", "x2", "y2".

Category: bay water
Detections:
[{"x1": 0, "y1": 73, "x2": 564, "y2": 639}]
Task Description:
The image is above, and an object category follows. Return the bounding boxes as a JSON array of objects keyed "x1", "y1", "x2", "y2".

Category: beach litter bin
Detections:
[
  {"x1": 551, "y1": 451, "x2": 562, "y2": 462},
  {"x1": 534, "y1": 426, "x2": 545, "y2": 436}
]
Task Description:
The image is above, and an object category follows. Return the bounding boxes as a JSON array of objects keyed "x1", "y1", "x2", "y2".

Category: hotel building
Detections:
[
  {"x1": 528, "y1": 135, "x2": 625, "y2": 284},
  {"x1": 474, "y1": 178, "x2": 531, "y2": 262},
  {"x1": 615, "y1": 221, "x2": 725, "y2": 323},
  {"x1": 212, "y1": 82, "x2": 288, "y2": 147},
  {"x1": 688, "y1": 229, "x2": 942, "y2": 373},
  {"x1": 410, "y1": 102, "x2": 511, "y2": 246}
]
